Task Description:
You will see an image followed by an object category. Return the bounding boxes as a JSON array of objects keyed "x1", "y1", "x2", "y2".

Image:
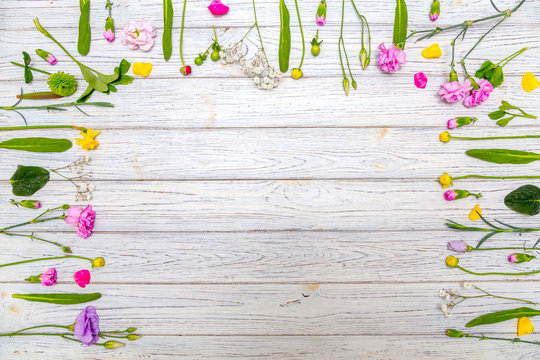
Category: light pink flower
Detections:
[
  {"x1": 444, "y1": 190, "x2": 458, "y2": 201},
  {"x1": 103, "y1": 29, "x2": 115, "y2": 42},
  {"x1": 46, "y1": 55, "x2": 57, "y2": 65},
  {"x1": 430, "y1": 13, "x2": 439, "y2": 21},
  {"x1": 65, "y1": 205, "x2": 96, "y2": 239},
  {"x1": 508, "y1": 254, "x2": 518, "y2": 263},
  {"x1": 119, "y1": 20, "x2": 157, "y2": 51},
  {"x1": 208, "y1": 0, "x2": 229, "y2": 15},
  {"x1": 414, "y1": 72, "x2": 427, "y2": 88},
  {"x1": 447, "y1": 118, "x2": 458, "y2": 129},
  {"x1": 316, "y1": 15, "x2": 326, "y2": 26},
  {"x1": 447, "y1": 241, "x2": 468, "y2": 253},
  {"x1": 41, "y1": 268, "x2": 57, "y2": 286},
  {"x1": 463, "y1": 79, "x2": 493, "y2": 108},
  {"x1": 438, "y1": 79, "x2": 472, "y2": 103},
  {"x1": 74, "y1": 269, "x2": 91, "y2": 288},
  {"x1": 377, "y1": 43, "x2": 406, "y2": 73}
]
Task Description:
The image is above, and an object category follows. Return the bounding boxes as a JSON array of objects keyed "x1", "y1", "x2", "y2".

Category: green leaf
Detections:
[
  {"x1": 0, "y1": 137, "x2": 72, "y2": 153},
  {"x1": 475, "y1": 60, "x2": 496, "y2": 79},
  {"x1": 393, "y1": 0, "x2": 408, "y2": 48},
  {"x1": 466, "y1": 307, "x2": 540, "y2": 328},
  {"x1": 489, "y1": 110, "x2": 506, "y2": 120},
  {"x1": 504, "y1": 185, "x2": 540, "y2": 216},
  {"x1": 163, "y1": 0, "x2": 174, "y2": 61},
  {"x1": 278, "y1": 0, "x2": 291, "y2": 73},
  {"x1": 490, "y1": 66, "x2": 504, "y2": 88},
  {"x1": 500, "y1": 100, "x2": 520, "y2": 111},
  {"x1": 12, "y1": 292, "x2": 101, "y2": 305},
  {"x1": 10, "y1": 165, "x2": 50, "y2": 196},
  {"x1": 466, "y1": 149, "x2": 540, "y2": 164},
  {"x1": 110, "y1": 59, "x2": 133, "y2": 86},
  {"x1": 77, "y1": 0, "x2": 91, "y2": 56},
  {"x1": 496, "y1": 117, "x2": 514, "y2": 127},
  {"x1": 23, "y1": 51, "x2": 31, "y2": 67},
  {"x1": 79, "y1": 65, "x2": 109, "y2": 92}
]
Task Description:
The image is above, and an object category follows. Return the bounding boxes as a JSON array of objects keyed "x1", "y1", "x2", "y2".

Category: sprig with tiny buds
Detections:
[{"x1": 49, "y1": 156, "x2": 95, "y2": 201}]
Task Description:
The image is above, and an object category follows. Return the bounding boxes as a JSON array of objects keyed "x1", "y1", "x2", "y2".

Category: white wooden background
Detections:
[{"x1": 1, "y1": 0, "x2": 540, "y2": 358}]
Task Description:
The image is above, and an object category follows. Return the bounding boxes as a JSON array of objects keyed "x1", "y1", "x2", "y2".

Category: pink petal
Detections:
[{"x1": 208, "y1": 0, "x2": 229, "y2": 15}]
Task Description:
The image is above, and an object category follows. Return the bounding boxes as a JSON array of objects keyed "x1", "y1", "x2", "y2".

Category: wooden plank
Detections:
[
  {"x1": 0, "y1": 282, "x2": 537, "y2": 336},
  {"x1": 0, "y1": 75, "x2": 537, "y2": 129},
  {"x1": 1, "y1": 334, "x2": 537, "y2": 360},
  {"x1": 2, "y1": 127, "x2": 540, "y2": 180},
  {"x1": 1, "y1": 230, "x2": 540, "y2": 283},
  {"x1": 0, "y1": 179, "x2": 538, "y2": 232}
]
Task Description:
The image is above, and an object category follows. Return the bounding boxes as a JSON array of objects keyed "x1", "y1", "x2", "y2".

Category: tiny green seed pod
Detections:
[
  {"x1": 194, "y1": 56, "x2": 204, "y2": 66},
  {"x1": 311, "y1": 45, "x2": 320, "y2": 57},
  {"x1": 211, "y1": 50, "x2": 220, "y2": 62}
]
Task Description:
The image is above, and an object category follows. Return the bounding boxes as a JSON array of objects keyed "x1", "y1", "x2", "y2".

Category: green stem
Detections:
[
  {"x1": 451, "y1": 134, "x2": 540, "y2": 140},
  {"x1": 32, "y1": 205, "x2": 67, "y2": 222},
  {"x1": 10, "y1": 62, "x2": 51, "y2": 76},
  {"x1": 2, "y1": 102, "x2": 113, "y2": 111},
  {"x1": 0, "y1": 125, "x2": 85, "y2": 131},
  {"x1": 251, "y1": 0, "x2": 270, "y2": 66},
  {"x1": 461, "y1": 16, "x2": 507, "y2": 65},
  {"x1": 453, "y1": 174, "x2": 540, "y2": 181},
  {"x1": 341, "y1": 39, "x2": 355, "y2": 84},
  {"x1": 0, "y1": 255, "x2": 93, "y2": 268},
  {"x1": 461, "y1": 333, "x2": 540, "y2": 345},
  {"x1": 472, "y1": 246, "x2": 540, "y2": 251},
  {"x1": 0, "y1": 216, "x2": 64, "y2": 233},
  {"x1": 497, "y1": 47, "x2": 528, "y2": 67},
  {"x1": 456, "y1": 265, "x2": 540, "y2": 276},
  {"x1": 3, "y1": 325, "x2": 70, "y2": 336},
  {"x1": 179, "y1": 0, "x2": 187, "y2": 66},
  {"x1": 338, "y1": 0, "x2": 346, "y2": 78},
  {"x1": 293, "y1": 0, "x2": 305, "y2": 69},
  {"x1": 450, "y1": 27, "x2": 468, "y2": 74},
  {"x1": 472, "y1": 285, "x2": 536, "y2": 305},
  {"x1": 1, "y1": 232, "x2": 70, "y2": 253}
]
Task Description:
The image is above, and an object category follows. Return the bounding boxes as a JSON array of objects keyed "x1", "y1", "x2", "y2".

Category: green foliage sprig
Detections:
[{"x1": 489, "y1": 100, "x2": 537, "y2": 127}]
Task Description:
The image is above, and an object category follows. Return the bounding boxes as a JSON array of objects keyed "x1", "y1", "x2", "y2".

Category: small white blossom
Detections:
[
  {"x1": 88, "y1": 183, "x2": 96, "y2": 191},
  {"x1": 463, "y1": 282, "x2": 472, "y2": 289},
  {"x1": 438, "y1": 289, "x2": 447, "y2": 297}
]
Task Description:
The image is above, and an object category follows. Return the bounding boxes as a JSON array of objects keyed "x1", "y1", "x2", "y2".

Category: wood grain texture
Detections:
[{"x1": 2, "y1": 0, "x2": 540, "y2": 358}]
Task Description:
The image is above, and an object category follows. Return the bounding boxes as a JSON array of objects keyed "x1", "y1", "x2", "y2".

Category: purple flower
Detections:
[
  {"x1": 447, "y1": 241, "x2": 468, "y2": 253},
  {"x1": 438, "y1": 79, "x2": 473, "y2": 103},
  {"x1": 40, "y1": 268, "x2": 57, "y2": 286},
  {"x1": 463, "y1": 79, "x2": 493, "y2": 108},
  {"x1": 377, "y1": 43, "x2": 406, "y2": 73},
  {"x1": 74, "y1": 306, "x2": 100, "y2": 346},
  {"x1": 447, "y1": 118, "x2": 458, "y2": 129},
  {"x1": 444, "y1": 190, "x2": 457, "y2": 201}
]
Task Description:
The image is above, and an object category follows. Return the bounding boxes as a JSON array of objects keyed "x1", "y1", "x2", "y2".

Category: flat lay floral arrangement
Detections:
[{"x1": 1, "y1": 0, "x2": 539, "y2": 352}]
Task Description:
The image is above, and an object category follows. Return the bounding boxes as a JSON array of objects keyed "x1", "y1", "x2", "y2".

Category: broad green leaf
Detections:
[
  {"x1": 12, "y1": 292, "x2": 101, "y2": 305},
  {"x1": 393, "y1": 0, "x2": 408, "y2": 48},
  {"x1": 466, "y1": 149, "x2": 540, "y2": 164},
  {"x1": 278, "y1": 0, "x2": 291, "y2": 73},
  {"x1": 0, "y1": 137, "x2": 72, "y2": 153},
  {"x1": 466, "y1": 307, "x2": 540, "y2": 328},
  {"x1": 490, "y1": 66, "x2": 504, "y2": 88},
  {"x1": 77, "y1": 0, "x2": 91, "y2": 56},
  {"x1": 10, "y1": 165, "x2": 50, "y2": 196},
  {"x1": 489, "y1": 110, "x2": 506, "y2": 120},
  {"x1": 163, "y1": 0, "x2": 174, "y2": 61},
  {"x1": 504, "y1": 184, "x2": 540, "y2": 216},
  {"x1": 474, "y1": 60, "x2": 496, "y2": 79},
  {"x1": 79, "y1": 65, "x2": 109, "y2": 92},
  {"x1": 496, "y1": 117, "x2": 513, "y2": 127},
  {"x1": 500, "y1": 100, "x2": 520, "y2": 111},
  {"x1": 23, "y1": 51, "x2": 31, "y2": 66}
]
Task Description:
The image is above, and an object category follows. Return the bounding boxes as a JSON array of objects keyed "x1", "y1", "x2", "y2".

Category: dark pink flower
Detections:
[
  {"x1": 41, "y1": 268, "x2": 57, "y2": 286},
  {"x1": 377, "y1": 43, "x2": 406, "y2": 73},
  {"x1": 74, "y1": 269, "x2": 91, "y2": 288},
  {"x1": 65, "y1": 205, "x2": 96, "y2": 239},
  {"x1": 463, "y1": 79, "x2": 493, "y2": 108},
  {"x1": 438, "y1": 79, "x2": 472, "y2": 103},
  {"x1": 74, "y1": 306, "x2": 100, "y2": 346},
  {"x1": 414, "y1": 72, "x2": 428, "y2": 88},
  {"x1": 208, "y1": 0, "x2": 229, "y2": 15},
  {"x1": 444, "y1": 190, "x2": 458, "y2": 201},
  {"x1": 447, "y1": 118, "x2": 458, "y2": 129}
]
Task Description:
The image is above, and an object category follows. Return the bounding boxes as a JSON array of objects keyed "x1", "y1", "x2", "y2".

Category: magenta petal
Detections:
[
  {"x1": 208, "y1": 0, "x2": 229, "y2": 15},
  {"x1": 414, "y1": 72, "x2": 428, "y2": 89}
]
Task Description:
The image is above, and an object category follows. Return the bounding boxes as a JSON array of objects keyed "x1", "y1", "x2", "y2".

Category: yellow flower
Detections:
[
  {"x1": 421, "y1": 43, "x2": 442, "y2": 59},
  {"x1": 133, "y1": 62, "x2": 153, "y2": 77},
  {"x1": 75, "y1": 128, "x2": 100, "y2": 151},
  {"x1": 439, "y1": 173, "x2": 453, "y2": 189},
  {"x1": 518, "y1": 317, "x2": 534, "y2": 336},
  {"x1": 291, "y1": 68, "x2": 303, "y2": 80},
  {"x1": 439, "y1": 131, "x2": 450, "y2": 143},
  {"x1": 468, "y1": 204, "x2": 482, "y2": 221},
  {"x1": 92, "y1": 257, "x2": 105, "y2": 268},
  {"x1": 522, "y1": 72, "x2": 540, "y2": 93},
  {"x1": 445, "y1": 256, "x2": 459, "y2": 268}
]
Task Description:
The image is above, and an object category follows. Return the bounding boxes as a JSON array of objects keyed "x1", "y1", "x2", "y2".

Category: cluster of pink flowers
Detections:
[
  {"x1": 439, "y1": 78, "x2": 493, "y2": 107},
  {"x1": 377, "y1": 43, "x2": 406, "y2": 73},
  {"x1": 463, "y1": 79, "x2": 494, "y2": 107}
]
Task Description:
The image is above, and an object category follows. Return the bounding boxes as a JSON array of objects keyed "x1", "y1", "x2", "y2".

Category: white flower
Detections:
[
  {"x1": 463, "y1": 282, "x2": 472, "y2": 289},
  {"x1": 88, "y1": 183, "x2": 96, "y2": 191},
  {"x1": 438, "y1": 289, "x2": 447, "y2": 297},
  {"x1": 78, "y1": 183, "x2": 88, "y2": 192},
  {"x1": 449, "y1": 289, "x2": 459, "y2": 296},
  {"x1": 84, "y1": 193, "x2": 92, "y2": 201},
  {"x1": 253, "y1": 76, "x2": 261, "y2": 85}
]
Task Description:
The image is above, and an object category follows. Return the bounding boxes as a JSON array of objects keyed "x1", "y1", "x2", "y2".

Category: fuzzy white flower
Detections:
[{"x1": 463, "y1": 282, "x2": 472, "y2": 289}]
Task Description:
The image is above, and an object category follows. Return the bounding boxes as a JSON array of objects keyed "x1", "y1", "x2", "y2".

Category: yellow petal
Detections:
[
  {"x1": 518, "y1": 317, "x2": 534, "y2": 336},
  {"x1": 522, "y1": 72, "x2": 540, "y2": 93},
  {"x1": 421, "y1": 43, "x2": 442, "y2": 59},
  {"x1": 133, "y1": 62, "x2": 153, "y2": 77},
  {"x1": 468, "y1": 204, "x2": 482, "y2": 221}
]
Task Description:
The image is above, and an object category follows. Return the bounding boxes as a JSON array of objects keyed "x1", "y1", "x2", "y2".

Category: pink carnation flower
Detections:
[
  {"x1": 447, "y1": 118, "x2": 458, "y2": 129},
  {"x1": 208, "y1": 0, "x2": 229, "y2": 15},
  {"x1": 316, "y1": 15, "x2": 326, "y2": 26},
  {"x1": 444, "y1": 190, "x2": 458, "y2": 201},
  {"x1": 377, "y1": 43, "x2": 406, "y2": 73},
  {"x1": 74, "y1": 269, "x2": 91, "y2": 288},
  {"x1": 438, "y1": 79, "x2": 472, "y2": 103},
  {"x1": 103, "y1": 29, "x2": 115, "y2": 42},
  {"x1": 65, "y1": 205, "x2": 96, "y2": 239},
  {"x1": 41, "y1": 268, "x2": 57, "y2": 286},
  {"x1": 463, "y1": 79, "x2": 493, "y2": 108},
  {"x1": 119, "y1": 20, "x2": 157, "y2": 51},
  {"x1": 414, "y1": 72, "x2": 428, "y2": 88}
]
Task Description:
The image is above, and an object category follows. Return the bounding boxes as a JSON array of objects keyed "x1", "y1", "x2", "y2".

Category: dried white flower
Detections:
[
  {"x1": 88, "y1": 183, "x2": 96, "y2": 191},
  {"x1": 438, "y1": 289, "x2": 447, "y2": 297},
  {"x1": 463, "y1": 282, "x2": 472, "y2": 289}
]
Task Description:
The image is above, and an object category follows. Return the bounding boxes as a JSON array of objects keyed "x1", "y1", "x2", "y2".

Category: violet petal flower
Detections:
[
  {"x1": 447, "y1": 241, "x2": 468, "y2": 253},
  {"x1": 74, "y1": 306, "x2": 100, "y2": 346}
]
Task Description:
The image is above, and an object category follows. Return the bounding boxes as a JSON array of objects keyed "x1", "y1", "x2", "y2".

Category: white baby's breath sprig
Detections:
[{"x1": 50, "y1": 156, "x2": 95, "y2": 201}]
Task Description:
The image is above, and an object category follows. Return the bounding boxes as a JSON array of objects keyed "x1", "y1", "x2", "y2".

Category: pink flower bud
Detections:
[
  {"x1": 316, "y1": 0, "x2": 326, "y2": 25},
  {"x1": 36, "y1": 49, "x2": 57, "y2": 65},
  {"x1": 103, "y1": 29, "x2": 115, "y2": 42},
  {"x1": 444, "y1": 190, "x2": 457, "y2": 201},
  {"x1": 447, "y1": 118, "x2": 458, "y2": 129}
]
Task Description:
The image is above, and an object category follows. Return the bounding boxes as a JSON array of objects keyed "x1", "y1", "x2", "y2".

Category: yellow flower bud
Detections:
[
  {"x1": 439, "y1": 131, "x2": 450, "y2": 143},
  {"x1": 104, "y1": 340, "x2": 125, "y2": 349},
  {"x1": 133, "y1": 62, "x2": 153, "y2": 77},
  {"x1": 92, "y1": 257, "x2": 105, "y2": 268},
  {"x1": 517, "y1": 317, "x2": 534, "y2": 336},
  {"x1": 439, "y1": 173, "x2": 452, "y2": 189},
  {"x1": 468, "y1": 204, "x2": 482, "y2": 221},
  {"x1": 291, "y1": 68, "x2": 303, "y2": 80},
  {"x1": 421, "y1": 43, "x2": 442, "y2": 59},
  {"x1": 127, "y1": 334, "x2": 142, "y2": 341},
  {"x1": 445, "y1": 256, "x2": 459, "y2": 268},
  {"x1": 522, "y1": 72, "x2": 540, "y2": 93}
]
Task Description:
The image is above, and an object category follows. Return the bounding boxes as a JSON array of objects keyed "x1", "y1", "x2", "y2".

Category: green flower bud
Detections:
[
  {"x1": 445, "y1": 329, "x2": 465, "y2": 338},
  {"x1": 25, "y1": 274, "x2": 42, "y2": 283},
  {"x1": 359, "y1": 48, "x2": 370, "y2": 69},
  {"x1": 211, "y1": 50, "x2": 220, "y2": 62},
  {"x1": 194, "y1": 56, "x2": 204, "y2": 66},
  {"x1": 343, "y1": 78, "x2": 349, "y2": 96},
  {"x1": 47, "y1": 71, "x2": 78, "y2": 97},
  {"x1": 127, "y1": 334, "x2": 142, "y2": 341},
  {"x1": 104, "y1": 340, "x2": 125, "y2": 349},
  {"x1": 126, "y1": 327, "x2": 137, "y2": 333}
]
